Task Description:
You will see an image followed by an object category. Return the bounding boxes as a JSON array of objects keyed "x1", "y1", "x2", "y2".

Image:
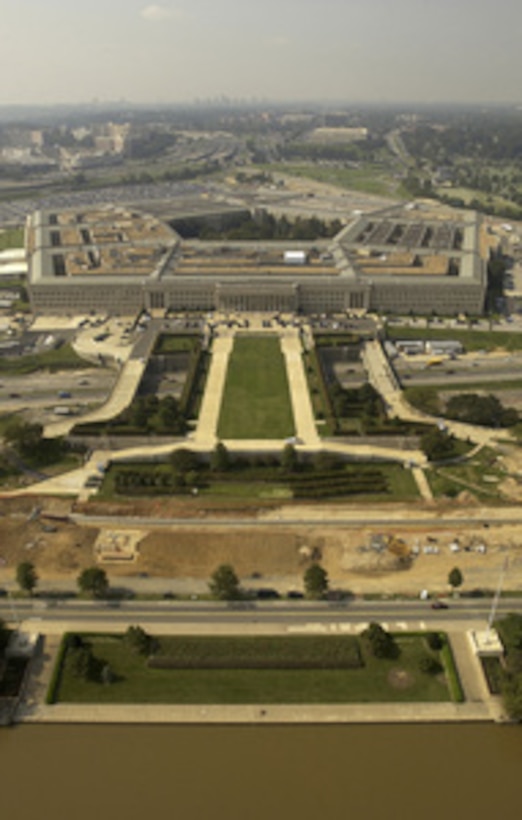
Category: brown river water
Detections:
[{"x1": 1, "y1": 724, "x2": 521, "y2": 820}]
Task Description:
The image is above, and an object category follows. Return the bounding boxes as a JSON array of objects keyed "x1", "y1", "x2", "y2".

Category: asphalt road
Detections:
[
  {"x1": 2, "y1": 597, "x2": 520, "y2": 629},
  {"x1": 69, "y1": 512, "x2": 517, "y2": 529}
]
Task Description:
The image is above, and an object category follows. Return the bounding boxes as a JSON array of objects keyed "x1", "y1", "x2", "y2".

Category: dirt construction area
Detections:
[{"x1": 1, "y1": 495, "x2": 522, "y2": 596}]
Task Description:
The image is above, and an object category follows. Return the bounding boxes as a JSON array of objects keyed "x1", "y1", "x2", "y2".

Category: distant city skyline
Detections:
[{"x1": 1, "y1": 0, "x2": 521, "y2": 107}]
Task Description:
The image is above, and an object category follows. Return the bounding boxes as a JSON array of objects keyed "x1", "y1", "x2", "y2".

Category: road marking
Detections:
[
  {"x1": 395, "y1": 622, "x2": 408, "y2": 630},
  {"x1": 419, "y1": 621, "x2": 427, "y2": 630}
]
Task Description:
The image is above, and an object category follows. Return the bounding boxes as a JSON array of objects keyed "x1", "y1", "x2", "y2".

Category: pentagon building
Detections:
[{"x1": 26, "y1": 201, "x2": 489, "y2": 316}]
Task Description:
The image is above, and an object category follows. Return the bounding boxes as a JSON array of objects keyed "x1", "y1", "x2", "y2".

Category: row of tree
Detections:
[
  {"x1": 208, "y1": 562, "x2": 328, "y2": 601},
  {"x1": 14, "y1": 562, "x2": 109, "y2": 598}
]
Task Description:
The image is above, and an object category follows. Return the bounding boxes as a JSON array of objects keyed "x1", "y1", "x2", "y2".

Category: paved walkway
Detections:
[
  {"x1": 280, "y1": 330, "x2": 320, "y2": 445},
  {"x1": 363, "y1": 339, "x2": 513, "y2": 448},
  {"x1": 20, "y1": 700, "x2": 492, "y2": 725},
  {"x1": 44, "y1": 359, "x2": 146, "y2": 438},
  {"x1": 193, "y1": 332, "x2": 234, "y2": 447},
  {"x1": 412, "y1": 466, "x2": 434, "y2": 502},
  {"x1": 450, "y1": 631, "x2": 508, "y2": 722}
]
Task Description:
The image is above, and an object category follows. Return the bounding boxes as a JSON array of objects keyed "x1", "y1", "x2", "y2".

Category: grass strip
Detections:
[
  {"x1": 45, "y1": 633, "x2": 70, "y2": 705},
  {"x1": 440, "y1": 640, "x2": 465, "y2": 703},
  {"x1": 218, "y1": 336, "x2": 295, "y2": 439}
]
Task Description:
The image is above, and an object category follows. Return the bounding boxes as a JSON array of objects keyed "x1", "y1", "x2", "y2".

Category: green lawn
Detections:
[
  {"x1": 153, "y1": 334, "x2": 199, "y2": 354},
  {"x1": 387, "y1": 326, "x2": 522, "y2": 353},
  {"x1": 427, "y1": 446, "x2": 506, "y2": 500},
  {"x1": 53, "y1": 634, "x2": 453, "y2": 705},
  {"x1": 100, "y1": 460, "x2": 419, "y2": 504},
  {"x1": 217, "y1": 336, "x2": 295, "y2": 439},
  {"x1": 262, "y1": 163, "x2": 406, "y2": 199},
  {"x1": 0, "y1": 344, "x2": 89, "y2": 375}
]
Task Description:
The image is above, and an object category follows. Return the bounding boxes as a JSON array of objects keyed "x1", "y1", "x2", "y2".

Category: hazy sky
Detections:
[{"x1": 1, "y1": 0, "x2": 521, "y2": 105}]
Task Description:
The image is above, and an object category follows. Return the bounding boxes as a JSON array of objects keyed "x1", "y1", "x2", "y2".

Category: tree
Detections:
[
  {"x1": 448, "y1": 567, "x2": 463, "y2": 591},
  {"x1": 280, "y1": 443, "x2": 298, "y2": 473},
  {"x1": 69, "y1": 645, "x2": 96, "y2": 680},
  {"x1": 4, "y1": 419, "x2": 44, "y2": 458},
  {"x1": 362, "y1": 622, "x2": 399, "y2": 659},
  {"x1": 418, "y1": 653, "x2": 442, "y2": 675},
  {"x1": 125, "y1": 625, "x2": 152, "y2": 655},
  {"x1": 77, "y1": 566, "x2": 109, "y2": 598},
  {"x1": 210, "y1": 441, "x2": 230, "y2": 472},
  {"x1": 303, "y1": 563, "x2": 328, "y2": 599},
  {"x1": 209, "y1": 564, "x2": 240, "y2": 601},
  {"x1": 420, "y1": 428, "x2": 457, "y2": 462},
  {"x1": 170, "y1": 448, "x2": 198, "y2": 473},
  {"x1": 16, "y1": 561, "x2": 38, "y2": 595}
]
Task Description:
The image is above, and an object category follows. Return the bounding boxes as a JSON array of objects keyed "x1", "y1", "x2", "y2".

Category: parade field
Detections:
[{"x1": 217, "y1": 336, "x2": 295, "y2": 439}]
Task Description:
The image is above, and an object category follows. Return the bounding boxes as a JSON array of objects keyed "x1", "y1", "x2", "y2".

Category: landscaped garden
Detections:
[
  {"x1": 305, "y1": 336, "x2": 433, "y2": 438},
  {"x1": 99, "y1": 448, "x2": 420, "y2": 503},
  {"x1": 217, "y1": 336, "x2": 295, "y2": 439},
  {"x1": 72, "y1": 334, "x2": 208, "y2": 437},
  {"x1": 48, "y1": 627, "x2": 461, "y2": 706}
]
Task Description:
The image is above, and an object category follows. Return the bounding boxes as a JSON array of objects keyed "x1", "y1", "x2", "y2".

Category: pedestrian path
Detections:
[
  {"x1": 193, "y1": 333, "x2": 234, "y2": 447},
  {"x1": 20, "y1": 700, "x2": 492, "y2": 725},
  {"x1": 412, "y1": 466, "x2": 434, "y2": 502},
  {"x1": 363, "y1": 339, "x2": 512, "y2": 448},
  {"x1": 44, "y1": 359, "x2": 146, "y2": 438},
  {"x1": 280, "y1": 330, "x2": 320, "y2": 446}
]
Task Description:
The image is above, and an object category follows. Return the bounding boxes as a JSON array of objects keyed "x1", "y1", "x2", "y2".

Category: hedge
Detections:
[
  {"x1": 148, "y1": 635, "x2": 363, "y2": 671},
  {"x1": 45, "y1": 633, "x2": 70, "y2": 704}
]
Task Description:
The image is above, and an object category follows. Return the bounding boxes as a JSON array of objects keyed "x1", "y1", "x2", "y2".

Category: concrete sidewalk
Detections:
[
  {"x1": 280, "y1": 330, "x2": 320, "y2": 446},
  {"x1": 194, "y1": 332, "x2": 234, "y2": 447},
  {"x1": 20, "y1": 700, "x2": 493, "y2": 725}
]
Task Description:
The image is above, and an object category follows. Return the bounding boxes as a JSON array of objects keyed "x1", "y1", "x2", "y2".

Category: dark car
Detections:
[
  {"x1": 431, "y1": 600, "x2": 449, "y2": 610},
  {"x1": 255, "y1": 588, "x2": 280, "y2": 600}
]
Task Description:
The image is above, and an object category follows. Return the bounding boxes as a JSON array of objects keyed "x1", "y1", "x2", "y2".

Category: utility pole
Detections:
[{"x1": 486, "y1": 555, "x2": 509, "y2": 640}]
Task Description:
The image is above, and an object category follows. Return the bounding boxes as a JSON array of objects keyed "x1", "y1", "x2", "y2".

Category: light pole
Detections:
[{"x1": 486, "y1": 555, "x2": 509, "y2": 640}]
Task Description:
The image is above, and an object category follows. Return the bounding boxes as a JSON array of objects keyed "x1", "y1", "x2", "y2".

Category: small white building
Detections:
[
  {"x1": 284, "y1": 250, "x2": 308, "y2": 266},
  {"x1": 425, "y1": 340, "x2": 463, "y2": 356}
]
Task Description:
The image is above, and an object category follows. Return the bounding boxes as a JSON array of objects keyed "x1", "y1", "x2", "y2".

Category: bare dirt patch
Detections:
[
  {"x1": 0, "y1": 496, "x2": 98, "y2": 581},
  {"x1": 135, "y1": 528, "x2": 307, "y2": 579},
  {"x1": 388, "y1": 668, "x2": 415, "y2": 689},
  {"x1": 1, "y1": 494, "x2": 522, "y2": 596}
]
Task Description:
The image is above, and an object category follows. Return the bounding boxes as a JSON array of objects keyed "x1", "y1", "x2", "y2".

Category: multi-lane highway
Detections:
[{"x1": 2, "y1": 597, "x2": 520, "y2": 632}]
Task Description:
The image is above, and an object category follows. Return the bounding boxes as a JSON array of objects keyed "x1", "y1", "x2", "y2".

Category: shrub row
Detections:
[
  {"x1": 45, "y1": 633, "x2": 70, "y2": 704},
  {"x1": 305, "y1": 349, "x2": 338, "y2": 432},
  {"x1": 289, "y1": 469, "x2": 384, "y2": 486},
  {"x1": 290, "y1": 472, "x2": 388, "y2": 497},
  {"x1": 179, "y1": 346, "x2": 208, "y2": 417},
  {"x1": 148, "y1": 635, "x2": 363, "y2": 671}
]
